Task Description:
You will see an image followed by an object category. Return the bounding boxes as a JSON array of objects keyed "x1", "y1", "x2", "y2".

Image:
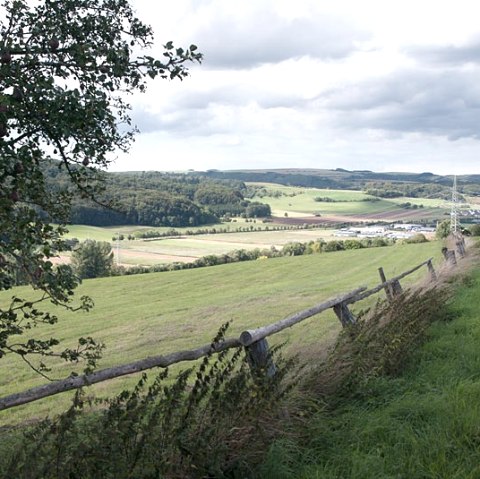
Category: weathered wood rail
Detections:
[{"x1": 0, "y1": 255, "x2": 445, "y2": 412}]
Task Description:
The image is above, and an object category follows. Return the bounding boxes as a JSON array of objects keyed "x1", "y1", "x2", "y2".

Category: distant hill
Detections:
[
  {"x1": 194, "y1": 168, "x2": 480, "y2": 194},
  {"x1": 43, "y1": 163, "x2": 271, "y2": 227},
  {"x1": 45, "y1": 165, "x2": 480, "y2": 227}
]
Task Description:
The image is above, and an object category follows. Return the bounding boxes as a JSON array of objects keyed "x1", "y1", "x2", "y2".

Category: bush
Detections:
[
  {"x1": 469, "y1": 224, "x2": 480, "y2": 236},
  {"x1": 404, "y1": 233, "x2": 428, "y2": 244},
  {"x1": 344, "y1": 239, "x2": 363, "y2": 249},
  {"x1": 4, "y1": 325, "x2": 299, "y2": 478},
  {"x1": 322, "y1": 241, "x2": 345, "y2": 252},
  {"x1": 282, "y1": 242, "x2": 306, "y2": 256}
]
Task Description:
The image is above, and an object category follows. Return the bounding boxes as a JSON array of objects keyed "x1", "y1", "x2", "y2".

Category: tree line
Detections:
[
  {"x1": 69, "y1": 236, "x2": 397, "y2": 280},
  {"x1": 199, "y1": 169, "x2": 480, "y2": 194},
  {"x1": 43, "y1": 165, "x2": 272, "y2": 227},
  {"x1": 363, "y1": 181, "x2": 458, "y2": 200}
]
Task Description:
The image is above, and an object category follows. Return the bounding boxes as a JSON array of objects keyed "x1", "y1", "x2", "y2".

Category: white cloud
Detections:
[{"x1": 111, "y1": 0, "x2": 480, "y2": 175}]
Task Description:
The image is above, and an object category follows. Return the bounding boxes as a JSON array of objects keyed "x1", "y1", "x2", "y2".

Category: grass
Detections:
[
  {"x1": 66, "y1": 226, "x2": 342, "y2": 267},
  {"x1": 0, "y1": 241, "x2": 442, "y2": 425},
  {"x1": 249, "y1": 183, "x2": 449, "y2": 220},
  {"x1": 64, "y1": 218, "x2": 308, "y2": 243},
  {"x1": 61, "y1": 182, "x2": 455, "y2": 267},
  {"x1": 65, "y1": 223, "x2": 339, "y2": 266},
  {"x1": 258, "y1": 258, "x2": 480, "y2": 478}
]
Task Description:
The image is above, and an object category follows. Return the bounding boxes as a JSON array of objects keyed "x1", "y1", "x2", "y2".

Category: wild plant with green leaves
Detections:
[
  {"x1": 3, "y1": 323, "x2": 300, "y2": 478},
  {"x1": 308, "y1": 285, "x2": 452, "y2": 401}
]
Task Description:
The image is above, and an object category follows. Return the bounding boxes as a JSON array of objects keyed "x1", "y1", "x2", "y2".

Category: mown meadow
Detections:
[
  {"x1": 249, "y1": 183, "x2": 451, "y2": 220},
  {"x1": 0, "y1": 241, "x2": 442, "y2": 425},
  {"x1": 252, "y1": 185, "x2": 394, "y2": 216}
]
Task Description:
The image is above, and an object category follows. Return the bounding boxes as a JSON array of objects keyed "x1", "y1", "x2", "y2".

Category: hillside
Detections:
[
  {"x1": 44, "y1": 166, "x2": 480, "y2": 228},
  {"x1": 0, "y1": 241, "x2": 477, "y2": 478},
  {"x1": 198, "y1": 167, "x2": 480, "y2": 194},
  {"x1": 44, "y1": 163, "x2": 271, "y2": 227},
  {"x1": 0, "y1": 241, "x2": 442, "y2": 425},
  {"x1": 259, "y1": 254, "x2": 480, "y2": 478}
]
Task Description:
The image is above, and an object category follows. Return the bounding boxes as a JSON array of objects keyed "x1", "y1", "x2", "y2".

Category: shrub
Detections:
[
  {"x1": 469, "y1": 224, "x2": 480, "y2": 236},
  {"x1": 322, "y1": 241, "x2": 345, "y2": 252},
  {"x1": 344, "y1": 239, "x2": 363, "y2": 249},
  {"x1": 282, "y1": 242, "x2": 306, "y2": 256},
  {"x1": 4, "y1": 325, "x2": 300, "y2": 478},
  {"x1": 404, "y1": 233, "x2": 428, "y2": 244}
]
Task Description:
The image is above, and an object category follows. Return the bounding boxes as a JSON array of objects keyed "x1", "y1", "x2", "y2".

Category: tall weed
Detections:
[{"x1": 4, "y1": 323, "x2": 300, "y2": 479}]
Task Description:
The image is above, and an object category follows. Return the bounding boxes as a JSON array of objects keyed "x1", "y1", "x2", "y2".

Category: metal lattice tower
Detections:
[{"x1": 450, "y1": 175, "x2": 459, "y2": 234}]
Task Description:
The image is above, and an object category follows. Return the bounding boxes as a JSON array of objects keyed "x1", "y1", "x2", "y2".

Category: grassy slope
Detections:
[
  {"x1": 261, "y1": 262, "x2": 480, "y2": 478},
  {"x1": 249, "y1": 183, "x2": 450, "y2": 219},
  {"x1": 0, "y1": 242, "x2": 441, "y2": 425}
]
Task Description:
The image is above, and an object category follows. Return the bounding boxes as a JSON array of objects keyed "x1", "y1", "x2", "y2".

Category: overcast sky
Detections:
[{"x1": 112, "y1": 0, "x2": 480, "y2": 175}]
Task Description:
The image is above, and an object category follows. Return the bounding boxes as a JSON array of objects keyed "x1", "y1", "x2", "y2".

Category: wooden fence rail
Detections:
[{"x1": 0, "y1": 256, "x2": 440, "y2": 412}]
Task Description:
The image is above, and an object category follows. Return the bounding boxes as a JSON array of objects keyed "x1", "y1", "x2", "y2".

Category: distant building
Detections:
[
  {"x1": 392, "y1": 223, "x2": 422, "y2": 231},
  {"x1": 334, "y1": 230, "x2": 358, "y2": 237}
]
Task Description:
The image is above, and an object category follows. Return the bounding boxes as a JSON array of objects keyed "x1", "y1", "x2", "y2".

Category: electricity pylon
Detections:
[{"x1": 450, "y1": 175, "x2": 460, "y2": 235}]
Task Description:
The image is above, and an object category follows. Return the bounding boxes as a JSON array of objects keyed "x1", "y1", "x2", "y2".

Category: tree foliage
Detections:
[
  {"x1": 71, "y1": 240, "x2": 114, "y2": 279},
  {"x1": 0, "y1": 0, "x2": 201, "y2": 371},
  {"x1": 436, "y1": 220, "x2": 451, "y2": 239},
  {"x1": 469, "y1": 224, "x2": 480, "y2": 237},
  {"x1": 45, "y1": 167, "x2": 271, "y2": 226}
]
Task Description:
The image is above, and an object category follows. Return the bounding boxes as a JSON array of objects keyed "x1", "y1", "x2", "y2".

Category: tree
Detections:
[
  {"x1": 0, "y1": 0, "x2": 202, "y2": 372},
  {"x1": 245, "y1": 202, "x2": 271, "y2": 218},
  {"x1": 469, "y1": 224, "x2": 480, "y2": 237},
  {"x1": 71, "y1": 240, "x2": 114, "y2": 279},
  {"x1": 436, "y1": 220, "x2": 451, "y2": 239}
]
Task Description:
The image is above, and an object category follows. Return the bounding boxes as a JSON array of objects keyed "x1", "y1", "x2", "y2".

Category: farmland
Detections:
[
  {"x1": 249, "y1": 182, "x2": 452, "y2": 222},
  {"x1": 64, "y1": 223, "x2": 337, "y2": 266},
  {"x1": 0, "y1": 240, "x2": 443, "y2": 425},
  {"x1": 57, "y1": 183, "x2": 456, "y2": 267}
]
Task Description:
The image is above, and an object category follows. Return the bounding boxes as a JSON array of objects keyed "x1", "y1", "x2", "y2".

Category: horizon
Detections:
[
  {"x1": 108, "y1": 1, "x2": 480, "y2": 176},
  {"x1": 107, "y1": 166, "x2": 472, "y2": 178}
]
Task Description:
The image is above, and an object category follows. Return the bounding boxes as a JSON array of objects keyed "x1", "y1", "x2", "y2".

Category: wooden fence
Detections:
[{"x1": 0, "y1": 250, "x2": 459, "y2": 412}]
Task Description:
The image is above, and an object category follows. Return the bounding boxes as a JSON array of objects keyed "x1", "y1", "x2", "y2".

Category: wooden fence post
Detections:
[
  {"x1": 333, "y1": 301, "x2": 356, "y2": 327},
  {"x1": 441, "y1": 247, "x2": 457, "y2": 266},
  {"x1": 390, "y1": 279, "x2": 403, "y2": 297},
  {"x1": 378, "y1": 267, "x2": 393, "y2": 302},
  {"x1": 448, "y1": 250, "x2": 457, "y2": 266},
  {"x1": 245, "y1": 338, "x2": 276, "y2": 378},
  {"x1": 456, "y1": 240, "x2": 466, "y2": 258},
  {"x1": 427, "y1": 259, "x2": 437, "y2": 282}
]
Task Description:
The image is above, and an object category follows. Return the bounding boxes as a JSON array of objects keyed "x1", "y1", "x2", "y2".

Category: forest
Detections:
[
  {"x1": 44, "y1": 164, "x2": 271, "y2": 227},
  {"x1": 199, "y1": 168, "x2": 480, "y2": 194}
]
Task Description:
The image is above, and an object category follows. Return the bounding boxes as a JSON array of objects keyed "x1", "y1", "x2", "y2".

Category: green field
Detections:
[
  {"x1": 58, "y1": 182, "x2": 458, "y2": 267},
  {"x1": 64, "y1": 217, "x2": 313, "y2": 242},
  {"x1": 0, "y1": 241, "x2": 443, "y2": 425},
  {"x1": 64, "y1": 224, "x2": 338, "y2": 266},
  {"x1": 263, "y1": 258, "x2": 480, "y2": 478},
  {"x1": 65, "y1": 220, "x2": 257, "y2": 242},
  {"x1": 249, "y1": 182, "x2": 450, "y2": 220}
]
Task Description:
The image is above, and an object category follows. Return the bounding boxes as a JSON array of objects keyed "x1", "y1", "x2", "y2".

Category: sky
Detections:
[{"x1": 112, "y1": 0, "x2": 480, "y2": 175}]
